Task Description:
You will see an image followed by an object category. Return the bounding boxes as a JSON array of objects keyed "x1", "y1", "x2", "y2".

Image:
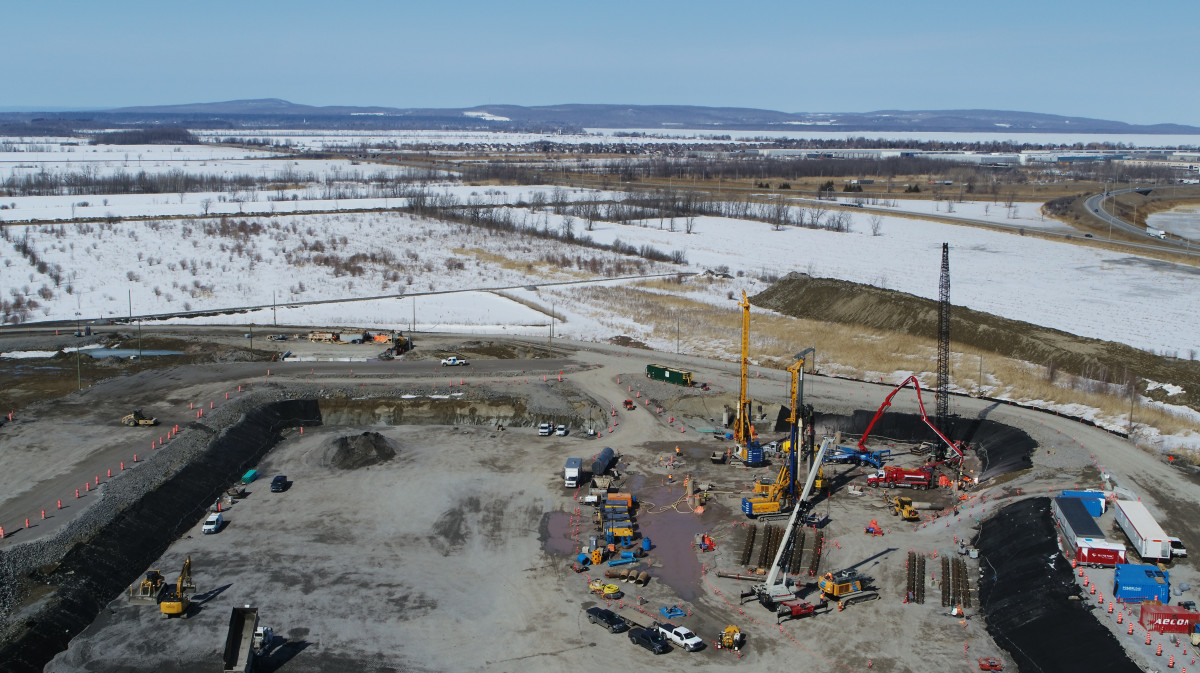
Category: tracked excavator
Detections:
[{"x1": 160, "y1": 556, "x2": 196, "y2": 618}]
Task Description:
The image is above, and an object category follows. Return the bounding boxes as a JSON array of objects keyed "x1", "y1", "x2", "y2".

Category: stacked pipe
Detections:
[{"x1": 738, "y1": 526, "x2": 757, "y2": 567}]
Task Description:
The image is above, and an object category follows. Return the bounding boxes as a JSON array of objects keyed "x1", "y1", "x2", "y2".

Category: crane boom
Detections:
[
  {"x1": 759, "y1": 436, "x2": 833, "y2": 602},
  {"x1": 856, "y1": 375, "x2": 962, "y2": 459}
]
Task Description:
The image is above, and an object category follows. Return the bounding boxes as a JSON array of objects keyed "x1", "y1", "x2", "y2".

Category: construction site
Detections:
[{"x1": 0, "y1": 252, "x2": 1196, "y2": 673}]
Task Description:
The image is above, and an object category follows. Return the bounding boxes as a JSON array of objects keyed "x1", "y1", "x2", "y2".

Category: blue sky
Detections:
[{"x1": 7, "y1": 0, "x2": 1198, "y2": 126}]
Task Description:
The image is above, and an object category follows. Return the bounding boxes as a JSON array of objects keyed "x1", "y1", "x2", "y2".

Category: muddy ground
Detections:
[{"x1": 0, "y1": 331, "x2": 1197, "y2": 673}]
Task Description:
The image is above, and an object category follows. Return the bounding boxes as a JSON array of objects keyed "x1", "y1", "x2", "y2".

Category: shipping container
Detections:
[
  {"x1": 1115, "y1": 500, "x2": 1171, "y2": 560},
  {"x1": 1059, "y1": 490, "x2": 1107, "y2": 516},
  {"x1": 1113, "y1": 564, "x2": 1170, "y2": 604},
  {"x1": 1075, "y1": 538, "x2": 1127, "y2": 566},
  {"x1": 1140, "y1": 604, "x2": 1200, "y2": 633},
  {"x1": 646, "y1": 364, "x2": 694, "y2": 387}
]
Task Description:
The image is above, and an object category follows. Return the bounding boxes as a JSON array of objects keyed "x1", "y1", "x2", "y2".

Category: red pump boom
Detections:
[{"x1": 857, "y1": 376, "x2": 963, "y2": 460}]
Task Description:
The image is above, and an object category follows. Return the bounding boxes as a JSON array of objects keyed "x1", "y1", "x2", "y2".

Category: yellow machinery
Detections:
[
  {"x1": 887, "y1": 495, "x2": 920, "y2": 521},
  {"x1": 121, "y1": 409, "x2": 159, "y2": 427},
  {"x1": 743, "y1": 450, "x2": 793, "y2": 516},
  {"x1": 718, "y1": 624, "x2": 745, "y2": 649},
  {"x1": 818, "y1": 569, "x2": 879, "y2": 609},
  {"x1": 159, "y1": 556, "x2": 196, "y2": 619},
  {"x1": 742, "y1": 351, "x2": 815, "y2": 516},
  {"x1": 731, "y1": 291, "x2": 757, "y2": 461},
  {"x1": 129, "y1": 570, "x2": 164, "y2": 604}
]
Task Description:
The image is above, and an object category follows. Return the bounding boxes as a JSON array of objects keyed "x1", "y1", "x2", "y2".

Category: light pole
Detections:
[{"x1": 74, "y1": 312, "x2": 82, "y2": 390}]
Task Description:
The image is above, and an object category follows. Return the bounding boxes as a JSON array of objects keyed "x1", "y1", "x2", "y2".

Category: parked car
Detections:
[
  {"x1": 270, "y1": 475, "x2": 288, "y2": 493},
  {"x1": 628, "y1": 627, "x2": 670, "y2": 654},
  {"x1": 555, "y1": 425, "x2": 569, "y2": 436},
  {"x1": 585, "y1": 607, "x2": 628, "y2": 633},
  {"x1": 202, "y1": 512, "x2": 224, "y2": 534}
]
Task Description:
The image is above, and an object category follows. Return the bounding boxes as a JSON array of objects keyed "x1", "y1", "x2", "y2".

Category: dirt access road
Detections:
[{"x1": 2, "y1": 332, "x2": 1197, "y2": 672}]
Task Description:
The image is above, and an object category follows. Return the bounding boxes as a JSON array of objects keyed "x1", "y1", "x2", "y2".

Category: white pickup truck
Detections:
[
  {"x1": 654, "y1": 622, "x2": 704, "y2": 651},
  {"x1": 440, "y1": 356, "x2": 468, "y2": 367}
]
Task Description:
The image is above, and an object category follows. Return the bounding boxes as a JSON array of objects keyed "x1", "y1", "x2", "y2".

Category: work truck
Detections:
[{"x1": 654, "y1": 622, "x2": 705, "y2": 651}]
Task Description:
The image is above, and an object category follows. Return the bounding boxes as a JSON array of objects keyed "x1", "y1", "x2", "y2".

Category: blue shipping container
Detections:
[
  {"x1": 1113, "y1": 564, "x2": 1170, "y2": 603},
  {"x1": 1060, "y1": 490, "x2": 1107, "y2": 516}
]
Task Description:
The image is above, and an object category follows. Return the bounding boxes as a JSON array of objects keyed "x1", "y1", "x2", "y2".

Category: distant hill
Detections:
[{"x1": 3, "y1": 100, "x2": 1198, "y2": 134}]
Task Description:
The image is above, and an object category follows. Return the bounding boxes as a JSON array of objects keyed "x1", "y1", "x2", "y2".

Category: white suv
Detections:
[{"x1": 202, "y1": 512, "x2": 224, "y2": 534}]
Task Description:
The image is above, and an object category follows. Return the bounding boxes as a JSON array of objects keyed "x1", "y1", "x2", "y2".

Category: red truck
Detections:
[{"x1": 866, "y1": 466, "x2": 932, "y2": 490}]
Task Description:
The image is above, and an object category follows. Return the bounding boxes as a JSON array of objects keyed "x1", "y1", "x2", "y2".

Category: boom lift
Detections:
[
  {"x1": 160, "y1": 556, "x2": 196, "y2": 618},
  {"x1": 744, "y1": 436, "x2": 834, "y2": 607},
  {"x1": 731, "y1": 291, "x2": 760, "y2": 464},
  {"x1": 857, "y1": 375, "x2": 966, "y2": 464}
]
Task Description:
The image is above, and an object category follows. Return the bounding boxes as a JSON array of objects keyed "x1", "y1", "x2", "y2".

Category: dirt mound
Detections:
[
  {"x1": 330, "y1": 432, "x2": 397, "y2": 470},
  {"x1": 753, "y1": 273, "x2": 1200, "y2": 412}
]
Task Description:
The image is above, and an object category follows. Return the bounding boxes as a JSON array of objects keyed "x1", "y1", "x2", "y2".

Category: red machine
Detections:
[
  {"x1": 867, "y1": 466, "x2": 933, "y2": 490},
  {"x1": 858, "y1": 376, "x2": 966, "y2": 463},
  {"x1": 776, "y1": 600, "x2": 825, "y2": 624}
]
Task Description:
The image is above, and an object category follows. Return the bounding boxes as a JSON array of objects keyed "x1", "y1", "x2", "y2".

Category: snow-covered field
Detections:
[
  {"x1": 1147, "y1": 205, "x2": 1200, "y2": 240},
  {"x1": 1, "y1": 140, "x2": 1195, "y2": 450},
  {"x1": 865, "y1": 197, "x2": 1070, "y2": 231}
]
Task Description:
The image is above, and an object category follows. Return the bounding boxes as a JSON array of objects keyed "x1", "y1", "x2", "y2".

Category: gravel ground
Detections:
[{"x1": 0, "y1": 332, "x2": 1196, "y2": 672}]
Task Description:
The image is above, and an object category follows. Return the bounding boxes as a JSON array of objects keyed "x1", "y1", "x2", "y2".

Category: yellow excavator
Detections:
[
  {"x1": 159, "y1": 556, "x2": 196, "y2": 618},
  {"x1": 128, "y1": 570, "x2": 165, "y2": 604}
]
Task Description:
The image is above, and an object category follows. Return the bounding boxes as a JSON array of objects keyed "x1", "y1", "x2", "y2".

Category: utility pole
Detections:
[{"x1": 129, "y1": 289, "x2": 141, "y2": 358}]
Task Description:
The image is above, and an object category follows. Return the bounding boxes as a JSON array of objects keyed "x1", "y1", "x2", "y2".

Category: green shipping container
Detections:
[
  {"x1": 646, "y1": 364, "x2": 693, "y2": 386},
  {"x1": 241, "y1": 469, "x2": 258, "y2": 484}
]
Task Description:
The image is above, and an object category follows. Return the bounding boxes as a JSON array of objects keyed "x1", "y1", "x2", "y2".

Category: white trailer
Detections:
[{"x1": 1115, "y1": 500, "x2": 1171, "y2": 561}]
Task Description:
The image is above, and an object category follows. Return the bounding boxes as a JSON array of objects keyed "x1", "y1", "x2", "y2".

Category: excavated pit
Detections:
[
  {"x1": 0, "y1": 398, "x2": 321, "y2": 673},
  {"x1": 976, "y1": 498, "x2": 1140, "y2": 673}
]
